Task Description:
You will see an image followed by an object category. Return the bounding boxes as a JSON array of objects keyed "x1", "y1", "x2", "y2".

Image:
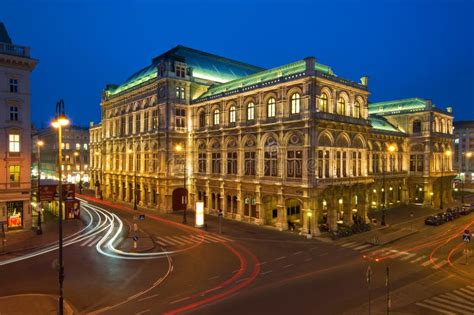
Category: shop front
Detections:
[{"x1": 7, "y1": 201, "x2": 23, "y2": 229}]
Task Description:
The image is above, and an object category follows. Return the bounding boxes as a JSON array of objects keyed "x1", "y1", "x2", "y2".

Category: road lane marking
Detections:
[
  {"x1": 201, "y1": 286, "x2": 222, "y2": 296},
  {"x1": 156, "y1": 237, "x2": 178, "y2": 246},
  {"x1": 169, "y1": 296, "x2": 190, "y2": 304},
  {"x1": 454, "y1": 290, "x2": 474, "y2": 301},
  {"x1": 191, "y1": 235, "x2": 211, "y2": 243},
  {"x1": 283, "y1": 264, "x2": 294, "y2": 269},
  {"x1": 275, "y1": 256, "x2": 286, "y2": 261},
  {"x1": 154, "y1": 238, "x2": 168, "y2": 246},
  {"x1": 292, "y1": 251, "x2": 303, "y2": 255},
  {"x1": 388, "y1": 251, "x2": 407, "y2": 259},
  {"x1": 379, "y1": 249, "x2": 397, "y2": 257},
  {"x1": 173, "y1": 235, "x2": 194, "y2": 244},
  {"x1": 399, "y1": 253, "x2": 416, "y2": 261},
  {"x1": 138, "y1": 294, "x2": 159, "y2": 302},
  {"x1": 304, "y1": 258, "x2": 312, "y2": 262},
  {"x1": 80, "y1": 236, "x2": 99, "y2": 247},
  {"x1": 207, "y1": 275, "x2": 220, "y2": 280},
  {"x1": 432, "y1": 296, "x2": 474, "y2": 312},
  {"x1": 466, "y1": 285, "x2": 474, "y2": 291},
  {"x1": 415, "y1": 302, "x2": 455, "y2": 315},
  {"x1": 211, "y1": 234, "x2": 233, "y2": 242},
  {"x1": 260, "y1": 270, "x2": 273, "y2": 275},
  {"x1": 204, "y1": 234, "x2": 226, "y2": 242},
  {"x1": 164, "y1": 236, "x2": 186, "y2": 246},
  {"x1": 88, "y1": 236, "x2": 102, "y2": 247},
  {"x1": 432, "y1": 260, "x2": 448, "y2": 269},
  {"x1": 235, "y1": 277, "x2": 249, "y2": 284},
  {"x1": 459, "y1": 288, "x2": 474, "y2": 297},
  {"x1": 341, "y1": 241, "x2": 358, "y2": 248},
  {"x1": 179, "y1": 235, "x2": 198, "y2": 244},
  {"x1": 135, "y1": 309, "x2": 150, "y2": 315},
  {"x1": 410, "y1": 255, "x2": 426, "y2": 263},
  {"x1": 421, "y1": 257, "x2": 438, "y2": 267},
  {"x1": 442, "y1": 293, "x2": 474, "y2": 306},
  {"x1": 318, "y1": 252, "x2": 328, "y2": 256},
  {"x1": 360, "y1": 246, "x2": 376, "y2": 253},
  {"x1": 257, "y1": 261, "x2": 267, "y2": 266},
  {"x1": 353, "y1": 244, "x2": 372, "y2": 251}
]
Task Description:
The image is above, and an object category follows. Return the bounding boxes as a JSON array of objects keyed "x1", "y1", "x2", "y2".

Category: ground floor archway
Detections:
[{"x1": 172, "y1": 188, "x2": 188, "y2": 211}]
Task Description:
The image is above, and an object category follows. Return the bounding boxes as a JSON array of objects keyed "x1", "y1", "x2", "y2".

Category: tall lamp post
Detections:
[
  {"x1": 36, "y1": 140, "x2": 44, "y2": 234},
  {"x1": 127, "y1": 149, "x2": 138, "y2": 210},
  {"x1": 52, "y1": 100, "x2": 69, "y2": 315},
  {"x1": 461, "y1": 152, "x2": 472, "y2": 204},
  {"x1": 175, "y1": 143, "x2": 187, "y2": 224},
  {"x1": 74, "y1": 151, "x2": 83, "y2": 194},
  {"x1": 440, "y1": 149, "x2": 452, "y2": 210},
  {"x1": 381, "y1": 145, "x2": 396, "y2": 226}
]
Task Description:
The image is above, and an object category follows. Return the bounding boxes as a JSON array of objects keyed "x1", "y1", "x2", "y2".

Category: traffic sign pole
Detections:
[{"x1": 367, "y1": 265, "x2": 372, "y2": 315}]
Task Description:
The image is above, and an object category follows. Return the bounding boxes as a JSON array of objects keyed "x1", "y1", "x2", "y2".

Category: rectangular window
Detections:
[
  {"x1": 287, "y1": 150, "x2": 302, "y2": 178},
  {"x1": 135, "y1": 113, "x2": 141, "y2": 133},
  {"x1": 152, "y1": 153, "x2": 158, "y2": 172},
  {"x1": 324, "y1": 150, "x2": 330, "y2": 177},
  {"x1": 342, "y1": 152, "x2": 347, "y2": 177},
  {"x1": 144, "y1": 153, "x2": 149, "y2": 172},
  {"x1": 120, "y1": 116, "x2": 126, "y2": 136},
  {"x1": 144, "y1": 111, "x2": 149, "y2": 132},
  {"x1": 317, "y1": 150, "x2": 323, "y2": 178},
  {"x1": 227, "y1": 152, "x2": 237, "y2": 175},
  {"x1": 9, "y1": 165, "x2": 20, "y2": 182},
  {"x1": 244, "y1": 151, "x2": 256, "y2": 176},
  {"x1": 198, "y1": 153, "x2": 207, "y2": 173},
  {"x1": 128, "y1": 115, "x2": 133, "y2": 135},
  {"x1": 416, "y1": 154, "x2": 424, "y2": 172},
  {"x1": 175, "y1": 108, "x2": 186, "y2": 131},
  {"x1": 212, "y1": 153, "x2": 221, "y2": 174},
  {"x1": 358, "y1": 152, "x2": 362, "y2": 176},
  {"x1": 10, "y1": 106, "x2": 18, "y2": 121},
  {"x1": 264, "y1": 150, "x2": 278, "y2": 177},
  {"x1": 352, "y1": 152, "x2": 357, "y2": 176},
  {"x1": 336, "y1": 151, "x2": 341, "y2": 177},
  {"x1": 9, "y1": 134, "x2": 20, "y2": 152},
  {"x1": 152, "y1": 109, "x2": 159, "y2": 130},
  {"x1": 9, "y1": 79, "x2": 18, "y2": 93}
]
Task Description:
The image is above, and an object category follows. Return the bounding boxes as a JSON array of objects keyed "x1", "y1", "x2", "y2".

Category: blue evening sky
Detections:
[{"x1": 1, "y1": 0, "x2": 473, "y2": 127}]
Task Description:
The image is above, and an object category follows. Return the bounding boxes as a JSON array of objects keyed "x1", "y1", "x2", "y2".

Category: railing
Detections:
[{"x1": 0, "y1": 43, "x2": 30, "y2": 58}]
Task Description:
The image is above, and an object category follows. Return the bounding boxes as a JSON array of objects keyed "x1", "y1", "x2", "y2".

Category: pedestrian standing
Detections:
[{"x1": 218, "y1": 209, "x2": 223, "y2": 234}]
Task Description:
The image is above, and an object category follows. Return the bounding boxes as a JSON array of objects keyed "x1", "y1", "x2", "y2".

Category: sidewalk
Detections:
[
  {"x1": 0, "y1": 294, "x2": 75, "y2": 315},
  {"x1": 1, "y1": 211, "x2": 84, "y2": 257}
]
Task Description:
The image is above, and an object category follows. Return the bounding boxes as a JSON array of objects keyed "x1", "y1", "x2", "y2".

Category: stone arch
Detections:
[
  {"x1": 336, "y1": 91, "x2": 350, "y2": 116},
  {"x1": 224, "y1": 136, "x2": 238, "y2": 148},
  {"x1": 335, "y1": 132, "x2": 351, "y2": 147},
  {"x1": 352, "y1": 134, "x2": 366, "y2": 149},
  {"x1": 410, "y1": 143, "x2": 424, "y2": 152},
  {"x1": 242, "y1": 134, "x2": 257, "y2": 147},
  {"x1": 260, "y1": 132, "x2": 280, "y2": 148},
  {"x1": 283, "y1": 131, "x2": 304, "y2": 146},
  {"x1": 209, "y1": 138, "x2": 221, "y2": 150},
  {"x1": 317, "y1": 130, "x2": 334, "y2": 147}
]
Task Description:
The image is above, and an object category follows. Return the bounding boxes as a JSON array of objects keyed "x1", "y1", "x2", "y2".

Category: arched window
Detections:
[
  {"x1": 247, "y1": 102, "x2": 255, "y2": 120},
  {"x1": 199, "y1": 111, "x2": 206, "y2": 128},
  {"x1": 267, "y1": 98, "x2": 276, "y2": 118},
  {"x1": 213, "y1": 109, "x2": 220, "y2": 125},
  {"x1": 412, "y1": 120, "x2": 422, "y2": 134},
  {"x1": 290, "y1": 93, "x2": 301, "y2": 114},
  {"x1": 354, "y1": 101, "x2": 361, "y2": 118},
  {"x1": 229, "y1": 106, "x2": 236, "y2": 123},
  {"x1": 319, "y1": 93, "x2": 328, "y2": 112},
  {"x1": 337, "y1": 96, "x2": 345, "y2": 115}
]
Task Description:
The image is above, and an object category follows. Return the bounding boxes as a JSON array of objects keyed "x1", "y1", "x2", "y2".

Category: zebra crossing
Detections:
[
  {"x1": 154, "y1": 233, "x2": 233, "y2": 247},
  {"x1": 79, "y1": 235, "x2": 103, "y2": 247},
  {"x1": 337, "y1": 240, "x2": 450, "y2": 270},
  {"x1": 415, "y1": 285, "x2": 474, "y2": 314}
]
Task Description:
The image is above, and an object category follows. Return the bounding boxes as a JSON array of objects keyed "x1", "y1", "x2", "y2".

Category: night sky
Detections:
[{"x1": 1, "y1": 0, "x2": 473, "y2": 128}]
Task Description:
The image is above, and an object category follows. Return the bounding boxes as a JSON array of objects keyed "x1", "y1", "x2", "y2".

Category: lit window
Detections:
[
  {"x1": 66, "y1": 143, "x2": 70, "y2": 150},
  {"x1": 337, "y1": 97, "x2": 345, "y2": 115},
  {"x1": 9, "y1": 165, "x2": 20, "y2": 182},
  {"x1": 76, "y1": 143, "x2": 81, "y2": 150},
  {"x1": 175, "y1": 86, "x2": 185, "y2": 99},
  {"x1": 229, "y1": 106, "x2": 236, "y2": 123},
  {"x1": 247, "y1": 102, "x2": 255, "y2": 120},
  {"x1": 213, "y1": 109, "x2": 220, "y2": 125},
  {"x1": 84, "y1": 143, "x2": 88, "y2": 150},
  {"x1": 319, "y1": 93, "x2": 328, "y2": 112},
  {"x1": 9, "y1": 79, "x2": 18, "y2": 93},
  {"x1": 354, "y1": 101, "x2": 361, "y2": 118},
  {"x1": 199, "y1": 111, "x2": 206, "y2": 128},
  {"x1": 175, "y1": 108, "x2": 186, "y2": 130},
  {"x1": 290, "y1": 93, "x2": 300, "y2": 114},
  {"x1": 267, "y1": 98, "x2": 276, "y2": 118},
  {"x1": 9, "y1": 134, "x2": 20, "y2": 152},
  {"x1": 10, "y1": 106, "x2": 18, "y2": 121}
]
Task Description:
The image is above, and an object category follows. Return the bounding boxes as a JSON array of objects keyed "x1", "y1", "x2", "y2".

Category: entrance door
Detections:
[{"x1": 172, "y1": 188, "x2": 188, "y2": 211}]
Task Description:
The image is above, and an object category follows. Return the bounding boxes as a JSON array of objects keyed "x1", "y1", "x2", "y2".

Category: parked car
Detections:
[
  {"x1": 459, "y1": 206, "x2": 472, "y2": 215},
  {"x1": 447, "y1": 208, "x2": 460, "y2": 219},
  {"x1": 425, "y1": 215, "x2": 443, "y2": 226}
]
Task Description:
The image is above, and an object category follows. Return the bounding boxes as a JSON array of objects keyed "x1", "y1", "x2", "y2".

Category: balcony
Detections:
[
  {"x1": 312, "y1": 176, "x2": 374, "y2": 187},
  {"x1": 0, "y1": 43, "x2": 30, "y2": 58}
]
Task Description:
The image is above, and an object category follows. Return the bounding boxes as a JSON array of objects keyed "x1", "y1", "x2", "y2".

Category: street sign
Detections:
[
  {"x1": 138, "y1": 214, "x2": 145, "y2": 221},
  {"x1": 133, "y1": 235, "x2": 138, "y2": 242},
  {"x1": 463, "y1": 234, "x2": 471, "y2": 242}
]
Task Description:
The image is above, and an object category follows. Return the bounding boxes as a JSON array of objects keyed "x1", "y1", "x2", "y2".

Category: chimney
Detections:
[{"x1": 304, "y1": 57, "x2": 316, "y2": 76}]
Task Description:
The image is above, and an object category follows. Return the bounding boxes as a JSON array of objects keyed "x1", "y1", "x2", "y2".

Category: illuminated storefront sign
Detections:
[
  {"x1": 195, "y1": 201, "x2": 204, "y2": 227},
  {"x1": 7, "y1": 201, "x2": 23, "y2": 228}
]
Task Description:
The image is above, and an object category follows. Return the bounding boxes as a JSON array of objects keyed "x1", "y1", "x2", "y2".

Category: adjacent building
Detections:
[
  {"x1": 91, "y1": 45, "x2": 455, "y2": 235},
  {"x1": 454, "y1": 120, "x2": 474, "y2": 183},
  {"x1": 33, "y1": 125, "x2": 90, "y2": 184},
  {"x1": 0, "y1": 23, "x2": 37, "y2": 230}
]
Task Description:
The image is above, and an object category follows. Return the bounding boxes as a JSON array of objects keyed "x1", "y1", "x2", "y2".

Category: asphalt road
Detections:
[{"x1": 0, "y1": 197, "x2": 473, "y2": 315}]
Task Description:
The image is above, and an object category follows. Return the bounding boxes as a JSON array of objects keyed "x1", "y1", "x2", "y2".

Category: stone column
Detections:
[
  {"x1": 276, "y1": 190, "x2": 288, "y2": 231},
  {"x1": 327, "y1": 193, "x2": 338, "y2": 231},
  {"x1": 236, "y1": 184, "x2": 242, "y2": 221},
  {"x1": 343, "y1": 192, "x2": 353, "y2": 226},
  {"x1": 139, "y1": 181, "x2": 146, "y2": 207}
]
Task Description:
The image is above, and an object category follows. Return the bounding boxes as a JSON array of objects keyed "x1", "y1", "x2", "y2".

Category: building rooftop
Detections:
[
  {"x1": 369, "y1": 115, "x2": 404, "y2": 133},
  {"x1": 368, "y1": 98, "x2": 430, "y2": 115},
  {"x1": 105, "y1": 45, "x2": 265, "y2": 97},
  {"x1": 453, "y1": 120, "x2": 474, "y2": 129},
  {"x1": 0, "y1": 22, "x2": 12, "y2": 44},
  {"x1": 195, "y1": 59, "x2": 334, "y2": 100}
]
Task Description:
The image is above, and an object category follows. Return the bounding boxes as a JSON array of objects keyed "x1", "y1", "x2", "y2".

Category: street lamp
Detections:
[
  {"x1": 381, "y1": 145, "x2": 396, "y2": 226},
  {"x1": 440, "y1": 149, "x2": 452, "y2": 210},
  {"x1": 307, "y1": 211, "x2": 312, "y2": 236},
  {"x1": 36, "y1": 140, "x2": 44, "y2": 235},
  {"x1": 175, "y1": 143, "x2": 187, "y2": 224},
  {"x1": 127, "y1": 148, "x2": 138, "y2": 210},
  {"x1": 52, "y1": 99, "x2": 69, "y2": 315},
  {"x1": 461, "y1": 152, "x2": 472, "y2": 204}
]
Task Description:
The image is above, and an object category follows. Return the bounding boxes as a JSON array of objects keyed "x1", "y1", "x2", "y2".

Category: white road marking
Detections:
[
  {"x1": 80, "y1": 236, "x2": 99, "y2": 247},
  {"x1": 138, "y1": 294, "x2": 159, "y2": 302},
  {"x1": 165, "y1": 236, "x2": 187, "y2": 246},
  {"x1": 304, "y1": 258, "x2": 312, "y2": 262},
  {"x1": 442, "y1": 293, "x2": 474, "y2": 307},
  {"x1": 275, "y1": 256, "x2": 286, "y2": 261},
  {"x1": 169, "y1": 296, "x2": 190, "y2": 304},
  {"x1": 410, "y1": 255, "x2": 426, "y2": 263},
  {"x1": 399, "y1": 253, "x2": 417, "y2": 261},
  {"x1": 257, "y1": 261, "x2": 267, "y2": 266},
  {"x1": 293, "y1": 251, "x2": 303, "y2": 255},
  {"x1": 453, "y1": 289, "x2": 474, "y2": 301},
  {"x1": 432, "y1": 296, "x2": 474, "y2": 312},
  {"x1": 156, "y1": 237, "x2": 177, "y2": 246},
  {"x1": 283, "y1": 264, "x2": 294, "y2": 269},
  {"x1": 154, "y1": 238, "x2": 168, "y2": 246},
  {"x1": 88, "y1": 236, "x2": 102, "y2": 247},
  {"x1": 135, "y1": 309, "x2": 150, "y2": 315},
  {"x1": 415, "y1": 302, "x2": 455, "y2": 315},
  {"x1": 207, "y1": 275, "x2": 220, "y2": 280},
  {"x1": 389, "y1": 251, "x2": 408, "y2": 259},
  {"x1": 260, "y1": 270, "x2": 273, "y2": 275},
  {"x1": 235, "y1": 277, "x2": 249, "y2": 284},
  {"x1": 211, "y1": 234, "x2": 233, "y2": 242},
  {"x1": 203, "y1": 234, "x2": 226, "y2": 242},
  {"x1": 459, "y1": 288, "x2": 474, "y2": 297},
  {"x1": 421, "y1": 257, "x2": 438, "y2": 267},
  {"x1": 191, "y1": 235, "x2": 211, "y2": 243},
  {"x1": 318, "y1": 252, "x2": 328, "y2": 256},
  {"x1": 353, "y1": 244, "x2": 372, "y2": 251},
  {"x1": 179, "y1": 235, "x2": 198, "y2": 244},
  {"x1": 173, "y1": 235, "x2": 194, "y2": 244},
  {"x1": 360, "y1": 246, "x2": 376, "y2": 253},
  {"x1": 432, "y1": 260, "x2": 448, "y2": 269},
  {"x1": 341, "y1": 241, "x2": 358, "y2": 248}
]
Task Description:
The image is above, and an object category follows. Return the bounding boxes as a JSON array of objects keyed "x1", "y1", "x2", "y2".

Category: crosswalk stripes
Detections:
[
  {"x1": 80, "y1": 235, "x2": 102, "y2": 247},
  {"x1": 432, "y1": 259, "x2": 448, "y2": 269},
  {"x1": 353, "y1": 244, "x2": 372, "y2": 251},
  {"x1": 416, "y1": 285, "x2": 474, "y2": 314},
  {"x1": 154, "y1": 233, "x2": 233, "y2": 247},
  {"x1": 421, "y1": 257, "x2": 438, "y2": 267},
  {"x1": 410, "y1": 255, "x2": 426, "y2": 263}
]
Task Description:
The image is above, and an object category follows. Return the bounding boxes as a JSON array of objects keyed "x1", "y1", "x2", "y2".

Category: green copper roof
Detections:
[
  {"x1": 369, "y1": 115, "x2": 403, "y2": 133},
  {"x1": 368, "y1": 98, "x2": 429, "y2": 115},
  {"x1": 196, "y1": 60, "x2": 334, "y2": 99},
  {"x1": 105, "y1": 45, "x2": 264, "y2": 97}
]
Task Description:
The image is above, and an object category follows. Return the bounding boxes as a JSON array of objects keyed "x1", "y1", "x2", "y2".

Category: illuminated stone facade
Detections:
[{"x1": 91, "y1": 45, "x2": 455, "y2": 235}]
